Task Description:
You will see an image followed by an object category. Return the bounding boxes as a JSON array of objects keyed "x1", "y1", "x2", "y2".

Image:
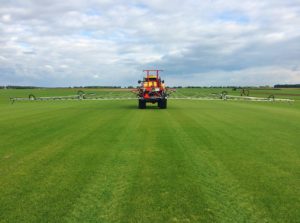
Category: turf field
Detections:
[{"x1": 0, "y1": 88, "x2": 299, "y2": 222}]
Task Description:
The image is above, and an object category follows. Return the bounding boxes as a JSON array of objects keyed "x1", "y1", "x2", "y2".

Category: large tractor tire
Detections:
[
  {"x1": 138, "y1": 99, "x2": 146, "y2": 109},
  {"x1": 158, "y1": 99, "x2": 167, "y2": 109}
]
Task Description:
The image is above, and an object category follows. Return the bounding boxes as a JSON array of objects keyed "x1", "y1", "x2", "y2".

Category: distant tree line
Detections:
[
  {"x1": 171, "y1": 86, "x2": 262, "y2": 89},
  {"x1": 274, "y1": 84, "x2": 300, "y2": 88},
  {"x1": 0, "y1": 85, "x2": 43, "y2": 89},
  {"x1": 0, "y1": 85, "x2": 122, "y2": 89},
  {"x1": 73, "y1": 86, "x2": 122, "y2": 89}
]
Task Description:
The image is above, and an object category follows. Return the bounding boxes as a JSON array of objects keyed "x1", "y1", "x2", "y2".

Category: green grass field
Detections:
[{"x1": 0, "y1": 88, "x2": 299, "y2": 222}]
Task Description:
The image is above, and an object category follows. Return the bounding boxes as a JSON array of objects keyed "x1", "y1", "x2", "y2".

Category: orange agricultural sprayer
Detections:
[{"x1": 135, "y1": 70, "x2": 171, "y2": 109}]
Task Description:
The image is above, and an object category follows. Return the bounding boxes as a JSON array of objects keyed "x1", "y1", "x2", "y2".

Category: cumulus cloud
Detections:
[{"x1": 0, "y1": 0, "x2": 299, "y2": 86}]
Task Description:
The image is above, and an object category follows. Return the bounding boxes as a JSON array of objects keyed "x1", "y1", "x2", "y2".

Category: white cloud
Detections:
[
  {"x1": 2, "y1": 14, "x2": 11, "y2": 22},
  {"x1": 0, "y1": 0, "x2": 299, "y2": 86}
]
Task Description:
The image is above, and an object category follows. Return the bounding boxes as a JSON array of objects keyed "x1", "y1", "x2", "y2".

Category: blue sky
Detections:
[{"x1": 0, "y1": 0, "x2": 300, "y2": 87}]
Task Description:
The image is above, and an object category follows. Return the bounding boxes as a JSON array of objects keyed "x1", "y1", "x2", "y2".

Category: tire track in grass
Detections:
[
  {"x1": 64, "y1": 108, "x2": 144, "y2": 223},
  {"x1": 31, "y1": 107, "x2": 135, "y2": 223},
  {"x1": 118, "y1": 110, "x2": 215, "y2": 223},
  {"x1": 165, "y1": 106, "x2": 271, "y2": 222}
]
